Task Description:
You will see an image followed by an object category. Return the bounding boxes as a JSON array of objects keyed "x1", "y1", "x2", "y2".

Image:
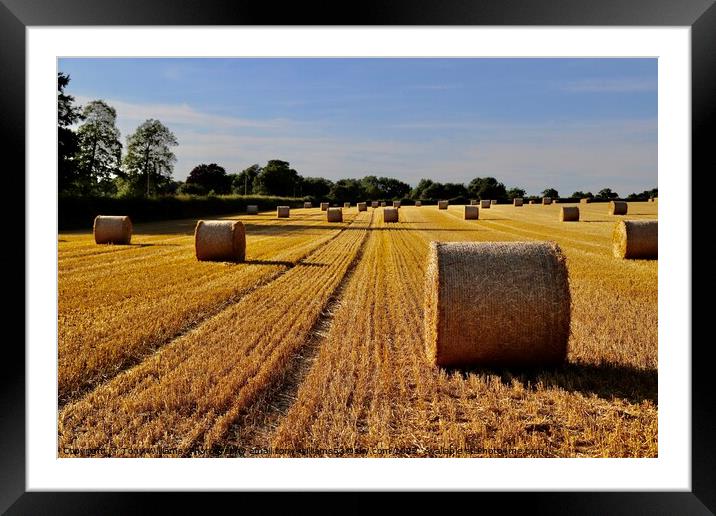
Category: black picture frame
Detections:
[{"x1": 4, "y1": 0, "x2": 713, "y2": 512}]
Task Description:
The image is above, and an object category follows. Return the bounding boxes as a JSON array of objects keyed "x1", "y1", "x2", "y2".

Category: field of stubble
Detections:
[{"x1": 58, "y1": 201, "x2": 657, "y2": 457}]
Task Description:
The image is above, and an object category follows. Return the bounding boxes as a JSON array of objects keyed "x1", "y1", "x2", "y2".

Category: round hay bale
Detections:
[
  {"x1": 542, "y1": 197, "x2": 552, "y2": 205},
  {"x1": 326, "y1": 207, "x2": 343, "y2": 222},
  {"x1": 93, "y1": 215, "x2": 132, "y2": 245},
  {"x1": 424, "y1": 241, "x2": 570, "y2": 368},
  {"x1": 357, "y1": 202, "x2": 367, "y2": 212},
  {"x1": 612, "y1": 220, "x2": 657, "y2": 259},
  {"x1": 513, "y1": 198, "x2": 523, "y2": 207},
  {"x1": 529, "y1": 200, "x2": 535, "y2": 204},
  {"x1": 438, "y1": 200, "x2": 449, "y2": 210},
  {"x1": 277, "y1": 206, "x2": 290, "y2": 218},
  {"x1": 393, "y1": 201, "x2": 401, "y2": 208},
  {"x1": 580, "y1": 198, "x2": 592, "y2": 204},
  {"x1": 480, "y1": 200, "x2": 490, "y2": 209},
  {"x1": 464, "y1": 205, "x2": 479, "y2": 220},
  {"x1": 303, "y1": 201, "x2": 312, "y2": 209},
  {"x1": 246, "y1": 205, "x2": 259, "y2": 214},
  {"x1": 490, "y1": 199, "x2": 497, "y2": 205},
  {"x1": 470, "y1": 199, "x2": 479, "y2": 205},
  {"x1": 559, "y1": 206, "x2": 580, "y2": 222},
  {"x1": 194, "y1": 220, "x2": 246, "y2": 262},
  {"x1": 371, "y1": 201, "x2": 379, "y2": 208},
  {"x1": 320, "y1": 202, "x2": 329, "y2": 211},
  {"x1": 344, "y1": 202, "x2": 351, "y2": 208},
  {"x1": 609, "y1": 200, "x2": 628, "y2": 215},
  {"x1": 383, "y1": 207, "x2": 399, "y2": 223},
  {"x1": 415, "y1": 201, "x2": 422, "y2": 207}
]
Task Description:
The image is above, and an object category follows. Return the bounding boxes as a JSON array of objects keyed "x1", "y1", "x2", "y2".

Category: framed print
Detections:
[{"x1": 4, "y1": 0, "x2": 714, "y2": 512}]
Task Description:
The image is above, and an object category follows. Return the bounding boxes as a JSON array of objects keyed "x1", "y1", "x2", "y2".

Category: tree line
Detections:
[{"x1": 59, "y1": 72, "x2": 657, "y2": 202}]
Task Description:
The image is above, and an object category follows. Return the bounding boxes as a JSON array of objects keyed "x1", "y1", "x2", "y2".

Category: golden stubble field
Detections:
[{"x1": 58, "y1": 201, "x2": 658, "y2": 457}]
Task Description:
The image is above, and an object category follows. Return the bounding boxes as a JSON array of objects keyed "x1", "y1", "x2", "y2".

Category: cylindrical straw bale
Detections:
[
  {"x1": 371, "y1": 201, "x2": 379, "y2": 208},
  {"x1": 277, "y1": 206, "x2": 290, "y2": 218},
  {"x1": 326, "y1": 207, "x2": 343, "y2": 222},
  {"x1": 246, "y1": 205, "x2": 258, "y2": 214},
  {"x1": 304, "y1": 201, "x2": 312, "y2": 208},
  {"x1": 320, "y1": 202, "x2": 329, "y2": 211},
  {"x1": 559, "y1": 206, "x2": 580, "y2": 222},
  {"x1": 438, "y1": 200, "x2": 448, "y2": 210},
  {"x1": 470, "y1": 199, "x2": 479, "y2": 205},
  {"x1": 490, "y1": 200, "x2": 497, "y2": 205},
  {"x1": 357, "y1": 202, "x2": 367, "y2": 212},
  {"x1": 383, "y1": 207, "x2": 399, "y2": 223},
  {"x1": 542, "y1": 197, "x2": 552, "y2": 205},
  {"x1": 344, "y1": 202, "x2": 351, "y2": 208},
  {"x1": 415, "y1": 201, "x2": 422, "y2": 207},
  {"x1": 612, "y1": 220, "x2": 657, "y2": 259},
  {"x1": 425, "y1": 241, "x2": 570, "y2": 367},
  {"x1": 513, "y1": 198, "x2": 523, "y2": 207},
  {"x1": 609, "y1": 200, "x2": 628, "y2": 215},
  {"x1": 93, "y1": 215, "x2": 132, "y2": 245},
  {"x1": 194, "y1": 220, "x2": 246, "y2": 262},
  {"x1": 480, "y1": 200, "x2": 490, "y2": 209},
  {"x1": 464, "y1": 205, "x2": 479, "y2": 220},
  {"x1": 580, "y1": 198, "x2": 591, "y2": 204},
  {"x1": 393, "y1": 201, "x2": 401, "y2": 208},
  {"x1": 380, "y1": 201, "x2": 387, "y2": 207},
  {"x1": 529, "y1": 200, "x2": 535, "y2": 204}
]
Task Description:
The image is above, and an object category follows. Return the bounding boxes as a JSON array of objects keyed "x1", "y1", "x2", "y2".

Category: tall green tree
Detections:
[
  {"x1": 75, "y1": 100, "x2": 122, "y2": 195},
  {"x1": 185, "y1": 163, "x2": 231, "y2": 194},
  {"x1": 376, "y1": 176, "x2": 411, "y2": 199},
  {"x1": 571, "y1": 191, "x2": 593, "y2": 199},
  {"x1": 542, "y1": 188, "x2": 559, "y2": 198},
  {"x1": 231, "y1": 164, "x2": 262, "y2": 195},
  {"x1": 410, "y1": 178, "x2": 434, "y2": 199},
  {"x1": 301, "y1": 176, "x2": 333, "y2": 198},
  {"x1": 596, "y1": 188, "x2": 618, "y2": 199},
  {"x1": 123, "y1": 119, "x2": 178, "y2": 197},
  {"x1": 58, "y1": 72, "x2": 82, "y2": 193},
  {"x1": 467, "y1": 177, "x2": 507, "y2": 200},
  {"x1": 253, "y1": 160, "x2": 301, "y2": 196},
  {"x1": 506, "y1": 187, "x2": 526, "y2": 199},
  {"x1": 329, "y1": 178, "x2": 364, "y2": 203}
]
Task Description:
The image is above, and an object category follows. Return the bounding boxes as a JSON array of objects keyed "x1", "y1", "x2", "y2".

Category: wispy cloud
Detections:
[
  {"x1": 560, "y1": 78, "x2": 657, "y2": 93},
  {"x1": 74, "y1": 95, "x2": 292, "y2": 130}
]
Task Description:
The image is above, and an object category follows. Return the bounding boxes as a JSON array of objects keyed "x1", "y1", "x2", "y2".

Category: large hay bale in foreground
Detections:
[
  {"x1": 320, "y1": 202, "x2": 329, "y2": 211},
  {"x1": 194, "y1": 220, "x2": 246, "y2": 262},
  {"x1": 344, "y1": 202, "x2": 351, "y2": 208},
  {"x1": 326, "y1": 207, "x2": 343, "y2": 222},
  {"x1": 438, "y1": 200, "x2": 448, "y2": 210},
  {"x1": 383, "y1": 207, "x2": 399, "y2": 222},
  {"x1": 464, "y1": 205, "x2": 479, "y2": 220},
  {"x1": 371, "y1": 201, "x2": 379, "y2": 208},
  {"x1": 612, "y1": 220, "x2": 657, "y2": 259},
  {"x1": 393, "y1": 201, "x2": 401, "y2": 208},
  {"x1": 277, "y1": 206, "x2": 290, "y2": 218},
  {"x1": 93, "y1": 215, "x2": 132, "y2": 244},
  {"x1": 542, "y1": 197, "x2": 552, "y2": 205},
  {"x1": 513, "y1": 198, "x2": 523, "y2": 207},
  {"x1": 303, "y1": 201, "x2": 312, "y2": 209},
  {"x1": 357, "y1": 202, "x2": 367, "y2": 212},
  {"x1": 246, "y1": 205, "x2": 258, "y2": 214},
  {"x1": 425, "y1": 241, "x2": 570, "y2": 367},
  {"x1": 559, "y1": 206, "x2": 579, "y2": 222},
  {"x1": 480, "y1": 200, "x2": 490, "y2": 209},
  {"x1": 580, "y1": 198, "x2": 592, "y2": 204},
  {"x1": 470, "y1": 199, "x2": 479, "y2": 205},
  {"x1": 415, "y1": 201, "x2": 422, "y2": 207},
  {"x1": 609, "y1": 200, "x2": 628, "y2": 215}
]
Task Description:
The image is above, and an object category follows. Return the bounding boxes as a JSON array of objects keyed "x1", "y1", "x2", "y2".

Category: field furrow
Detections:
[
  {"x1": 268, "y1": 205, "x2": 657, "y2": 457},
  {"x1": 58, "y1": 210, "x2": 372, "y2": 456},
  {"x1": 58, "y1": 209, "x2": 355, "y2": 402}
]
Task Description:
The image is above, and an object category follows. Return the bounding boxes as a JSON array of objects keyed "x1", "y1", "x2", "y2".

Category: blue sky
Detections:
[{"x1": 59, "y1": 58, "x2": 657, "y2": 195}]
